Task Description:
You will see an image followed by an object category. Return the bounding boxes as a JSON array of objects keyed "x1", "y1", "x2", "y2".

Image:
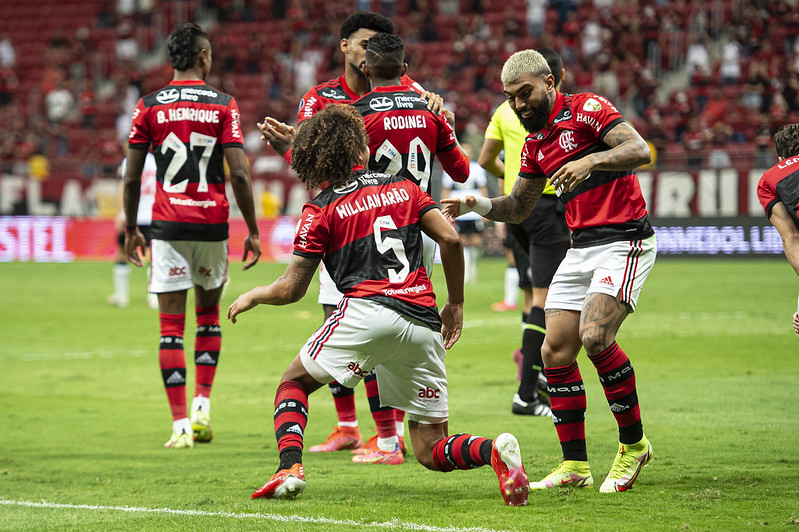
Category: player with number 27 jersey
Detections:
[
  {"x1": 352, "y1": 86, "x2": 469, "y2": 194},
  {"x1": 128, "y1": 79, "x2": 243, "y2": 241}
]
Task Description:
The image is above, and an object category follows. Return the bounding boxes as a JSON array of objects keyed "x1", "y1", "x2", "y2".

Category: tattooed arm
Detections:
[
  {"x1": 227, "y1": 254, "x2": 321, "y2": 323},
  {"x1": 549, "y1": 122, "x2": 651, "y2": 194}
]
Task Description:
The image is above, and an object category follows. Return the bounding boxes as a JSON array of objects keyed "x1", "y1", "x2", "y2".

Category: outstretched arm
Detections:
[
  {"x1": 549, "y1": 121, "x2": 651, "y2": 194},
  {"x1": 257, "y1": 116, "x2": 295, "y2": 160},
  {"x1": 440, "y1": 176, "x2": 546, "y2": 224},
  {"x1": 227, "y1": 254, "x2": 321, "y2": 323},
  {"x1": 477, "y1": 137, "x2": 505, "y2": 180}
]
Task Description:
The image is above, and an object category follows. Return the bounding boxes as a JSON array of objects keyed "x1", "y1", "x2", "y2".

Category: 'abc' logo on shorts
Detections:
[
  {"x1": 417, "y1": 387, "x2": 440, "y2": 399},
  {"x1": 169, "y1": 266, "x2": 186, "y2": 277}
]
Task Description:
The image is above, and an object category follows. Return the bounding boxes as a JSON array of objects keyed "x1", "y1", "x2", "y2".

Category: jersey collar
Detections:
[
  {"x1": 545, "y1": 90, "x2": 565, "y2": 130},
  {"x1": 169, "y1": 79, "x2": 206, "y2": 86}
]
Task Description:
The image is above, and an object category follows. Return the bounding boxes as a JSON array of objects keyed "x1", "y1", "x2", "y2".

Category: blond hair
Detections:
[{"x1": 501, "y1": 50, "x2": 551, "y2": 85}]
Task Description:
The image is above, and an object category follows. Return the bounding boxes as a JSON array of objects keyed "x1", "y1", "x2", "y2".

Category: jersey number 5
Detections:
[
  {"x1": 161, "y1": 131, "x2": 217, "y2": 193},
  {"x1": 373, "y1": 215, "x2": 409, "y2": 283}
]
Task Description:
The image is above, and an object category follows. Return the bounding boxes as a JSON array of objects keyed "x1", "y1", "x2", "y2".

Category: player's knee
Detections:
[{"x1": 579, "y1": 328, "x2": 612, "y2": 356}]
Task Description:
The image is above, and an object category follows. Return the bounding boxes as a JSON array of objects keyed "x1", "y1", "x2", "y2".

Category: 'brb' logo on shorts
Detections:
[
  {"x1": 418, "y1": 387, "x2": 440, "y2": 399},
  {"x1": 559, "y1": 130, "x2": 578, "y2": 152}
]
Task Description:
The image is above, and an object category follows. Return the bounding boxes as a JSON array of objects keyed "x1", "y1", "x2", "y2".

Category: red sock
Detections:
[
  {"x1": 329, "y1": 381, "x2": 357, "y2": 424},
  {"x1": 431, "y1": 434, "x2": 492, "y2": 472},
  {"x1": 194, "y1": 306, "x2": 221, "y2": 398},
  {"x1": 274, "y1": 380, "x2": 309, "y2": 453},
  {"x1": 544, "y1": 362, "x2": 587, "y2": 461},
  {"x1": 395, "y1": 410, "x2": 406, "y2": 423},
  {"x1": 159, "y1": 312, "x2": 186, "y2": 421},
  {"x1": 588, "y1": 342, "x2": 643, "y2": 444},
  {"x1": 364, "y1": 372, "x2": 395, "y2": 438}
]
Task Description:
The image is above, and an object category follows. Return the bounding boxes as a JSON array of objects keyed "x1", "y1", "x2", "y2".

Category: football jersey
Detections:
[
  {"x1": 757, "y1": 155, "x2": 799, "y2": 228},
  {"x1": 293, "y1": 169, "x2": 442, "y2": 331},
  {"x1": 128, "y1": 79, "x2": 243, "y2": 241},
  {"x1": 297, "y1": 74, "x2": 422, "y2": 124},
  {"x1": 351, "y1": 85, "x2": 465, "y2": 194},
  {"x1": 519, "y1": 91, "x2": 654, "y2": 247}
]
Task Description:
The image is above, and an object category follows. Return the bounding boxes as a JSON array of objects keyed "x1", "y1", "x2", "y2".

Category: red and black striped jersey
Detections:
[
  {"x1": 351, "y1": 86, "x2": 468, "y2": 194},
  {"x1": 128, "y1": 79, "x2": 243, "y2": 241},
  {"x1": 293, "y1": 169, "x2": 442, "y2": 331},
  {"x1": 519, "y1": 91, "x2": 654, "y2": 247},
  {"x1": 297, "y1": 74, "x2": 422, "y2": 124},
  {"x1": 758, "y1": 155, "x2": 799, "y2": 228}
]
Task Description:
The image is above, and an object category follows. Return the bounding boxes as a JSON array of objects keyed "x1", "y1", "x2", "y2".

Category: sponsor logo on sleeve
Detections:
[{"x1": 583, "y1": 98, "x2": 602, "y2": 112}]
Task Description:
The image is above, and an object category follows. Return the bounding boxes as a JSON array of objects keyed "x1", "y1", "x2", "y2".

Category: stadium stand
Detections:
[{"x1": 1, "y1": 0, "x2": 798, "y2": 212}]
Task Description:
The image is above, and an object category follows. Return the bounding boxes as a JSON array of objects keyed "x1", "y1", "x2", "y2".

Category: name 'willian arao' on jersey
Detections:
[{"x1": 293, "y1": 169, "x2": 443, "y2": 331}]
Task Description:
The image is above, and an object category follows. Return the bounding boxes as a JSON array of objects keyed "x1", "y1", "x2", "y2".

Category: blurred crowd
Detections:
[{"x1": 1, "y1": 0, "x2": 798, "y2": 194}]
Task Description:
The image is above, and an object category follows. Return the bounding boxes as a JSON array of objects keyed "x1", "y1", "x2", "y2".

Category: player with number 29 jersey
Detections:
[
  {"x1": 128, "y1": 79, "x2": 243, "y2": 241},
  {"x1": 352, "y1": 86, "x2": 469, "y2": 194}
]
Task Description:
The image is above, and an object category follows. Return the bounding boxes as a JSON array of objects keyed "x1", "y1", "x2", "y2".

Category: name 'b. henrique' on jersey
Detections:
[
  {"x1": 352, "y1": 86, "x2": 469, "y2": 194},
  {"x1": 128, "y1": 79, "x2": 243, "y2": 241},
  {"x1": 519, "y1": 91, "x2": 654, "y2": 248},
  {"x1": 293, "y1": 169, "x2": 442, "y2": 330}
]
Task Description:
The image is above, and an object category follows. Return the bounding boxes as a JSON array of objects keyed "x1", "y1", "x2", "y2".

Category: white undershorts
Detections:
[
  {"x1": 149, "y1": 239, "x2": 229, "y2": 293},
  {"x1": 545, "y1": 235, "x2": 656, "y2": 312},
  {"x1": 299, "y1": 297, "x2": 449, "y2": 420},
  {"x1": 317, "y1": 234, "x2": 437, "y2": 306}
]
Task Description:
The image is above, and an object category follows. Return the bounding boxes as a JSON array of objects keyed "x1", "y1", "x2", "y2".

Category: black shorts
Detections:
[
  {"x1": 455, "y1": 219, "x2": 485, "y2": 234},
  {"x1": 506, "y1": 195, "x2": 570, "y2": 288},
  {"x1": 117, "y1": 225, "x2": 153, "y2": 247}
]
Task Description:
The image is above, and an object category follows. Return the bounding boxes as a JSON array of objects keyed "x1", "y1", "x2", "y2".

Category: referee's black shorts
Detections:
[{"x1": 506, "y1": 194, "x2": 570, "y2": 289}]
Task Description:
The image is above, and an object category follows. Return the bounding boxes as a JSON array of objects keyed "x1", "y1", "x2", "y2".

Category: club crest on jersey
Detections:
[
  {"x1": 583, "y1": 98, "x2": 602, "y2": 112},
  {"x1": 369, "y1": 96, "x2": 394, "y2": 112},
  {"x1": 333, "y1": 181, "x2": 359, "y2": 194},
  {"x1": 156, "y1": 88, "x2": 180, "y2": 104},
  {"x1": 559, "y1": 130, "x2": 578, "y2": 152}
]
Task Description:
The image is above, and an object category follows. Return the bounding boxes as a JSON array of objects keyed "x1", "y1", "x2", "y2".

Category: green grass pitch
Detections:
[{"x1": 1, "y1": 257, "x2": 798, "y2": 531}]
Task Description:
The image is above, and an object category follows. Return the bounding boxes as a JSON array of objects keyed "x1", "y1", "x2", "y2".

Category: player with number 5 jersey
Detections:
[{"x1": 123, "y1": 23, "x2": 261, "y2": 451}]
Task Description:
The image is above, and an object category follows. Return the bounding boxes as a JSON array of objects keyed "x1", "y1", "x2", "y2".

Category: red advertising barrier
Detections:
[{"x1": 0, "y1": 216, "x2": 299, "y2": 262}]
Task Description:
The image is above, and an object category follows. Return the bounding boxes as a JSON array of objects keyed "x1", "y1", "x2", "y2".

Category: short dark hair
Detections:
[
  {"x1": 537, "y1": 47, "x2": 563, "y2": 88},
  {"x1": 366, "y1": 33, "x2": 404, "y2": 79},
  {"x1": 774, "y1": 124, "x2": 799, "y2": 159},
  {"x1": 167, "y1": 23, "x2": 209, "y2": 71},
  {"x1": 291, "y1": 104, "x2": 369, "y2": 190},
  {"x1": 340, "y1": 11, "x2": 394, "y2": 40}
]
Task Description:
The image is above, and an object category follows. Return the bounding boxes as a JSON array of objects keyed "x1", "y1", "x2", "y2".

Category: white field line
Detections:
[{"x1": 0, "y1": 499, "x2": 513, "y2": 532}]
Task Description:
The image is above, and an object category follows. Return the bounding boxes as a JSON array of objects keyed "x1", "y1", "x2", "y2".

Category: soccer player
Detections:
[
  {"x1": 259, "y1": 12, "x2": 449, "y2": 457},
  {"x1": 442, "y1": 50, "x2": 656, "y2": 493},
  {"x1": 123, "y1": 23, "x2": 261, "y2": 449},
  {"x1": 227, "y1": 104, "x2": 529, "y2": 506},
  {"x1": 342, "y1": 32, "x2": 469, "y2": 463},
  {"x1": 478, "y1": 47, "x2": 571, "y2": 418},
  {"x1": 757, "y1": 123, "x2": 799, "y2": 340}
]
